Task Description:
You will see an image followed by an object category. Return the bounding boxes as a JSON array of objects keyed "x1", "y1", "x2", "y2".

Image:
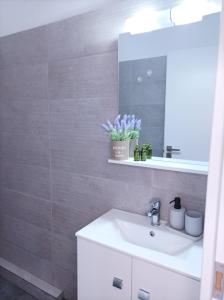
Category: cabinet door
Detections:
[
  {"x1": 77, "y1": 238, "x2": 132, "y2": 300},
  {"x1": 132, "y1": 258, "x2": 200, "y2": 300}
]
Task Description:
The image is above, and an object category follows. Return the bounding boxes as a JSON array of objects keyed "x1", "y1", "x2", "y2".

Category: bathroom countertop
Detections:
[{"x1": 76, "y1": 209, "x2": 203, "y2": 281}]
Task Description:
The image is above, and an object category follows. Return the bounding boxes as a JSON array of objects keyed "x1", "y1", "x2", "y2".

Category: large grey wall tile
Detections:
[
  {"x1": 132, "y1": 56, "x2": 167, "y2": 80},
  {"x1": 52, "y1": 175, "x2": 108, "y2": 216},
  {"x1": 51, "y1": 135, "x2": 154, "y2": 186},
  {"x1": 134, "y1": 126, "x2": 164, "y2": 156},
  {"x1": 52, "y1": 170, "x2": 152, "y2": 216},
  {"x1": 0, "y1": 188, "x2": 52, "y2": 230},
  {"x1": 0, "y1": 99, "x2": 49, "y2": 135},
  {"x1": 1, "y1": 161, "x2": 51, "y2": 200},
  {"x1": 119, "y1": 56, "x2": 166, "y2": 156},
  {"x1": 47, "y1": 11, "x2": 117, "y2": 62},
  {"x1": 105, "y1": 162, "x2": 154, "y2": 185},
  {"x1": 0, "y1": 64, "x2": 48, "y2": 100},
  {"x1": 0, "y1": 133, "x2": 50, "y2": 168},
  {"x1": 52, "y1": 234, "x2": 76, "y2": 273},
  {"x1": 53, "y1": 266, "x2": 75, "y2": 300},
  {"x1": 50, "y1": 97, "x2": 117, "y2": 141},
  {"x1": 51, "y1": 133, "x2": 154, "y2": 184},
  {"x1": 119, "y1": 104, "x2": 165, "y2": 154},
  {"x1": 120, "y1": 104, "x2": 165, "y2": 128},
  {"x1": 51, "y1": 135, "x2": 110, "y2": 176},
  {"x1": 0, "y1": 239, "x2": 53, "y2": 284},
  {"x1": 52, "y1": 203, "x2": 96, "y2": 240},
  {"x1": 48, "y1": 51, "x2": 117, "y2": 99},
  {"x1": 0, "y1": 26, "x2": 47, "y2": 68},
  {"x1": 0, "y1": 215, "x2": 51, "y2": 259},
  {"x1": 119, "y1": 56, "x2": 167, "y2": 106},
  {"x1": 152, "y1": 169, "x2": 207, "y2": 199}
]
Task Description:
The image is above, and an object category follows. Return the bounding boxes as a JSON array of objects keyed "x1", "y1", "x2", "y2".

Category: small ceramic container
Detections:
[{"x1": 185, "y1": 210, "x2": 203, "y2": 237}]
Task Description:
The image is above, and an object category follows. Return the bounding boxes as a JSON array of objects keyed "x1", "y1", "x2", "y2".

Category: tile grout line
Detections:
[{"x1": 46, "y1": 59, "x2": 56, "y2": 287}]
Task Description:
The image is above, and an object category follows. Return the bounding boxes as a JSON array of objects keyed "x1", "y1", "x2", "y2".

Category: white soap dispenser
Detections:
[{"x1": 169, "y1": 197, "x2": 185, "y2": 230}]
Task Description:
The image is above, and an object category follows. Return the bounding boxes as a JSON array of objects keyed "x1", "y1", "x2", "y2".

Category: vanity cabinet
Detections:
[
  {"x1": 77, "y1": 238, "x2": 132, "y2": 300},
  {"x1": 77, "y1": 238, "x2": 200, "y2": 300},
  {"x1": 132, "y1": 258, "x2": 200, "y2": 300}
]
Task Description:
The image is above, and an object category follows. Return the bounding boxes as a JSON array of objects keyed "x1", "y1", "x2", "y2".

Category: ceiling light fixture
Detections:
[
  {"x1": 124, "y1": 1, "x2": 221, "y2": 35},
  {"x1": 171, "y1": 0, "x2": 221, "y2": 26},
  {"x1": 124, "y1": 8, "x2": 160, "y2": 35}
]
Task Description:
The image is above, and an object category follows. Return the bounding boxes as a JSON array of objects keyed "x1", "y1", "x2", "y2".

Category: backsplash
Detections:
[{"x1": 0, "y1": 6, "x2": 207, "y2": 300}]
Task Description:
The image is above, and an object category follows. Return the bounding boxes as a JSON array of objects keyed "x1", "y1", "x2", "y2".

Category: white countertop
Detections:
[{"x1": 76, "y1": 209, "x2": 203, "y2": 281}]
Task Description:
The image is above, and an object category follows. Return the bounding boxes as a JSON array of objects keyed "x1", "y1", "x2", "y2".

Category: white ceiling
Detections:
[
  {"x1": 0, "y1": 0, "x2": 221, "y2": 37},
  {"x1": 0, "y1": 0, "x2": 119, "y2": 37}
]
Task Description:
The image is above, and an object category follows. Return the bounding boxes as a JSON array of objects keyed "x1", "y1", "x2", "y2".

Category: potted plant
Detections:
[
  {"x1": 128, "y1": 115, "x2": 141, "y2": 157},
  {"x1": 102, "y1": 115, "x2": 131, "y2": 160}
]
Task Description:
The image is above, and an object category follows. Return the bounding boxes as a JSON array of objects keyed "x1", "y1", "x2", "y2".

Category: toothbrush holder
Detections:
[{"x1": 185, "y1": 210, "x2": 203, "y2": 237}]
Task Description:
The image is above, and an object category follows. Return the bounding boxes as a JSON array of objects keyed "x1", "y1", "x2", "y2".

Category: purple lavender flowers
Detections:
[{"x1": 101, "y1": 114, "x2": 141, "y2": 141}]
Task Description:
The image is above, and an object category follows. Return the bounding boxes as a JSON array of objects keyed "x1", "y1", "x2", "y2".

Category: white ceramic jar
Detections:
[{"x1": 185, "y1": 210, "x2": 203, "y2": 236}]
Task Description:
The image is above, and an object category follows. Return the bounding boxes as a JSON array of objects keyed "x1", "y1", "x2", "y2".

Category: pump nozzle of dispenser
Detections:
[{"x1": 169, "y1": 197, "x2": 181, "y2": 209}]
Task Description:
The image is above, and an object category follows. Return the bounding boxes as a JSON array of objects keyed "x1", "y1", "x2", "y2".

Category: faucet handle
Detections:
[
  {"x1": 148, "y1": 199, "x2": 161, "y2": 226},
  {"x1": 150, "y1": 199, "x2": 161, "y2": 210}
]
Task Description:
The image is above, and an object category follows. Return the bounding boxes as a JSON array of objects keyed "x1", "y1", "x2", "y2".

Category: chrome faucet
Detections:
[{"x1": 147, "y1": 200, "x2": 161, "y2": 226}]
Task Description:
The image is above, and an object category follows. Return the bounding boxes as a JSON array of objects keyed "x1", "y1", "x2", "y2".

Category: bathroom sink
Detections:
[
  {"x1": 115, "y1": 219, "x2": 200, "y2": 255},
  {"x1": 76, "y1": 209, "x2": 203, "y2": 280}
]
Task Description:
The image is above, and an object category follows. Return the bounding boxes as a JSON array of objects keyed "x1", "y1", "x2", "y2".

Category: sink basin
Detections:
[
  {"x1": 115, "y1": 219, "x2": 200, "y2": 255},
  {"x1": 76, "y1": 209, "x2": 203, "y2": 280}
]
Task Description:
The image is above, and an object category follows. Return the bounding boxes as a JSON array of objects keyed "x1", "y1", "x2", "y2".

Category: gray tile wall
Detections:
[
  {"x1": 0, "y1": 7, "x2": 207, "y2": 300},
  {"x1": 119, "y1": 56, "x2": 167, "y2": 156}
]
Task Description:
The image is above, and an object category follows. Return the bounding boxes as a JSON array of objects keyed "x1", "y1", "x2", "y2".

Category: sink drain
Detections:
[{"x1": 149, "y1": 231, "x2": 155, "y2": 237}]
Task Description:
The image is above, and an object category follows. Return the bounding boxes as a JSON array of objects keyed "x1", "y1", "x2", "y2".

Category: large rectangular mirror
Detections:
[{"x1": 119, "y1": 13, "x2": 220, "y2": 163}]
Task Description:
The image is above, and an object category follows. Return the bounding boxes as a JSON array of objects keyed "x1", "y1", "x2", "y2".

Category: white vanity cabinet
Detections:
[
  {"x1": 77, "y1": 238, "x2": 200, "y2": 300},
  {"x1": 77, "y1": 238, "x2": 132, "y2": 300},
  {"x1": 132, "y1": 258, "x2": 200, "y2": 300}
]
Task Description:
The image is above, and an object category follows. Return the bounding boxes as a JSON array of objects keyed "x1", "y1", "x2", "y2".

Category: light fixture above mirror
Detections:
[
  {"x1": 124, "y1": 0, "x2": 221, "y2": 35},
  {"x1": 171, "y1": 0, "x2": 221, "y2": 25},
  {"x1": 124, "y1": 8, "x2": 171, "y2": 34},
  {"x1": 124, "y1": 8, "x2": 166, "y2": 34}
]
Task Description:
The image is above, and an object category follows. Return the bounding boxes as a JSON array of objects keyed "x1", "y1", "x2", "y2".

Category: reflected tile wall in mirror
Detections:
[{"x1": 119, "y1": 56, "x2": 166, "y2": 157}]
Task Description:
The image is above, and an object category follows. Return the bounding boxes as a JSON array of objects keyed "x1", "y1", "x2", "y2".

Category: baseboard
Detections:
[{"x1": 0, "y1": 257, "x2": 64, "y2": 300}]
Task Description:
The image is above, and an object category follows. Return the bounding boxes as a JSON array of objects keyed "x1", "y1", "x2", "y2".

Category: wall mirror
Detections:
[{"x1": 118, "y1": 13, "x2": 220, "y2": 164}]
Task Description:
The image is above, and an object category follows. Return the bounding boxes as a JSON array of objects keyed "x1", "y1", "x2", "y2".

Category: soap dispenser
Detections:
[{"x1": 169, "y1": 197, "x2": 185, "y2": 230}]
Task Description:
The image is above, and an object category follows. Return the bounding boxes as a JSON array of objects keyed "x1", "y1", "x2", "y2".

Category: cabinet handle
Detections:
[
  {"x1": 112, "y1": 277, "x2": 123, "y2": 289},
  {"x1": 138, "y1": 289, "x2": 150, "y2": 300}
]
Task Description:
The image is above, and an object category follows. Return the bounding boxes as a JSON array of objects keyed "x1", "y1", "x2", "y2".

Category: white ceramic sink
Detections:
[
  {"x1": 115, "y1": 219, "x2": 200, "y2": 255},
  {"x1": 76, "y1": 209, "x2": 203, "y2": 280}
]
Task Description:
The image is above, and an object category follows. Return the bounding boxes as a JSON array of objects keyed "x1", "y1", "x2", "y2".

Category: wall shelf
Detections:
[{"x1": 108, "y1": 158, "x2": 208, "y2": 175}]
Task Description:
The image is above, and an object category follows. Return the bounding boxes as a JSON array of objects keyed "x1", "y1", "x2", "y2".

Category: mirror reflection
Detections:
[{"x1": 119, "y1": 13, "x2": 220, "y2": 162}]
